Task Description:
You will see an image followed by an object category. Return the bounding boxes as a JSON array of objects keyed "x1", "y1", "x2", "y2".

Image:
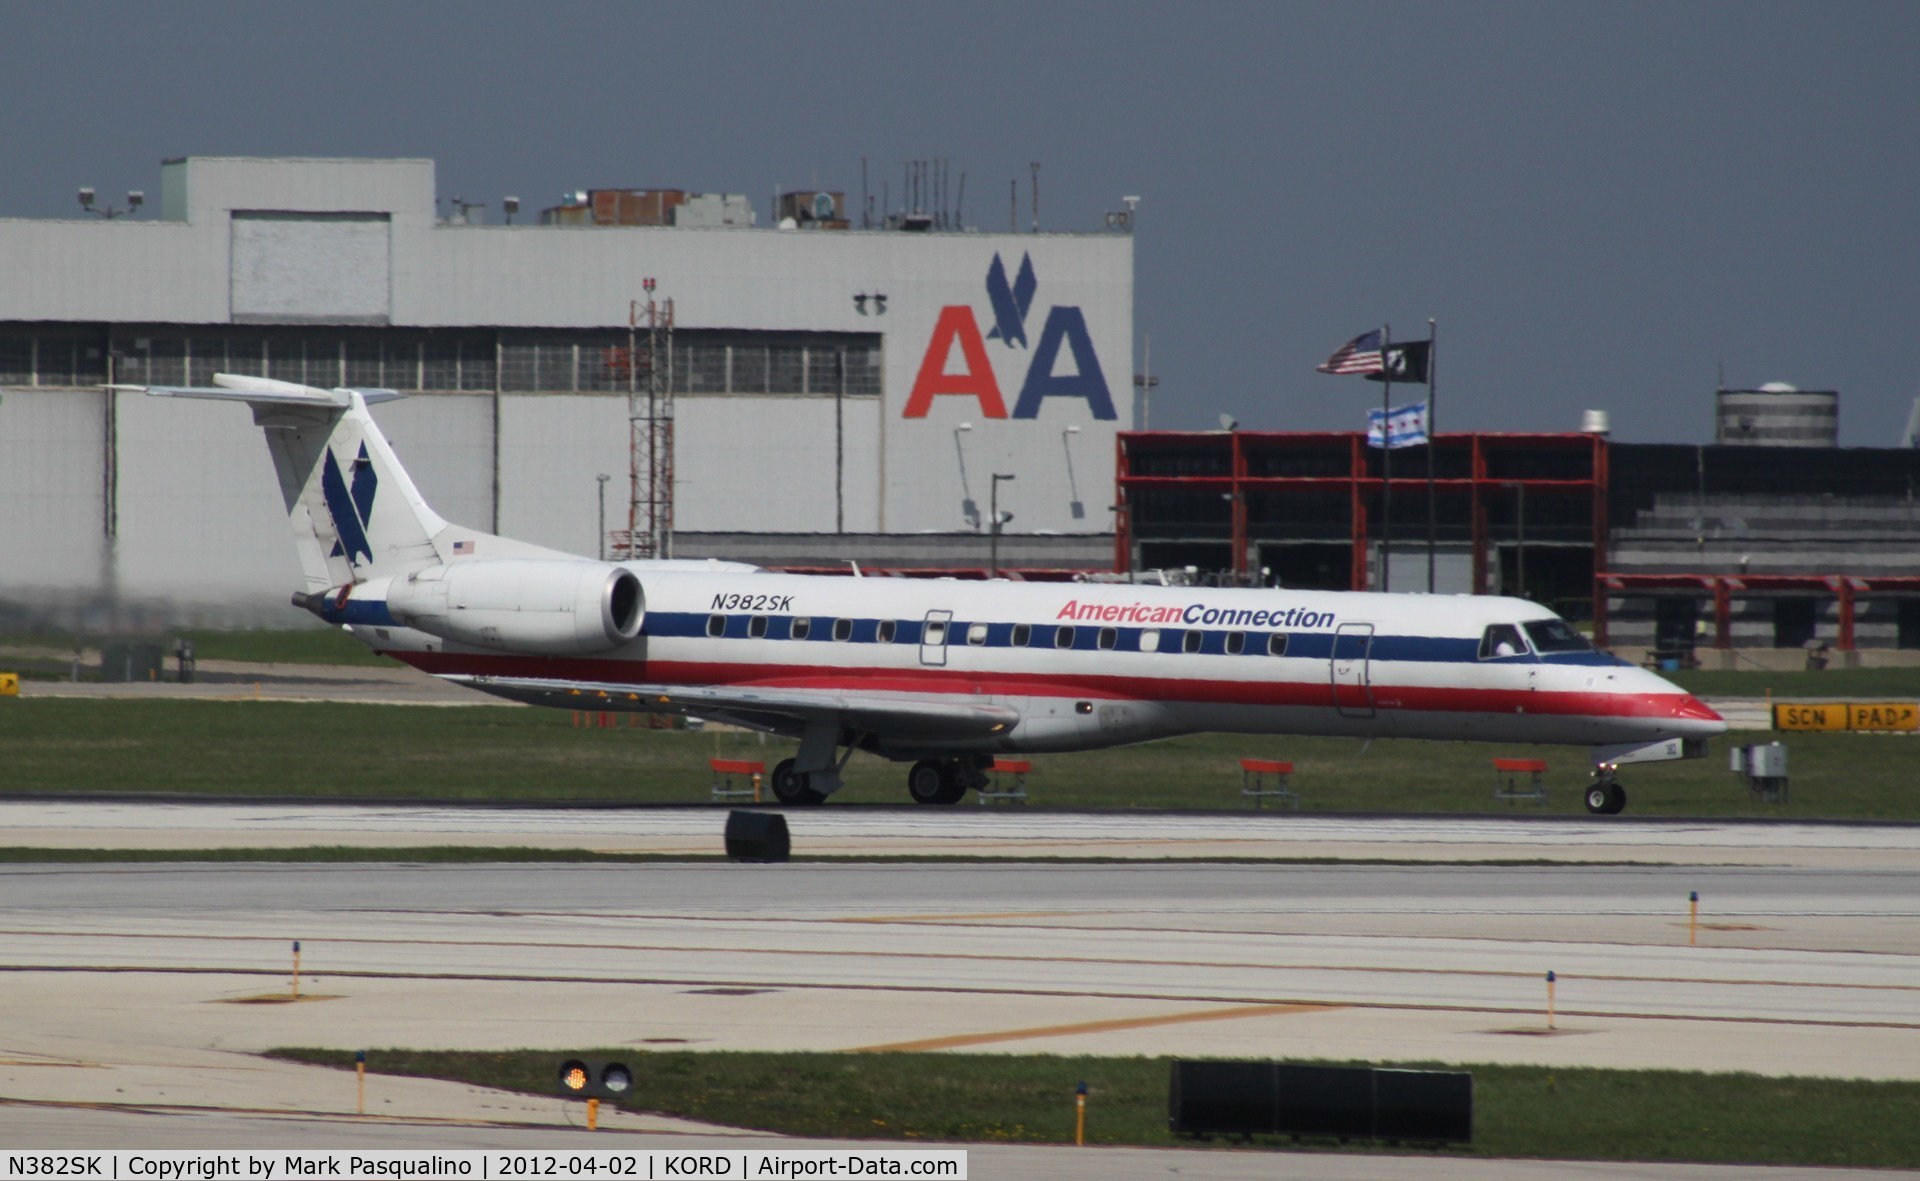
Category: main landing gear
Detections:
[
  {"x1": 770, "y1": 758, "x2": 827, "y2": 806},
  {"x1": 907, "y1": 758, "x2": 987, "y2": 805},
  {"x1": 1584, "y1": 773, "x2": 1627, "y2": 815}
]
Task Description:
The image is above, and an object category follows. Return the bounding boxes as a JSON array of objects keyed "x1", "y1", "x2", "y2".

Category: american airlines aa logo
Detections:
[
  {"x1": 321, "y1": 443, "x2": 377, "y2": 567},
  {"x1": 903, "y1": 252, "x2": 1117, "y2": 420}
]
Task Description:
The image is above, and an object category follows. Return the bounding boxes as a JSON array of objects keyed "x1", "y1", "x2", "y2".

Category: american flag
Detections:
[
  {"x1": 452, "y1": 539, "x2": 475, "y2": 555},
  {"x1": 1317, "y1": 330, "x2": 1385, "y2": 376}
]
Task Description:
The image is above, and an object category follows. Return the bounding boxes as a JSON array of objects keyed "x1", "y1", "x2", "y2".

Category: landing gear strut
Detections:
[
  {"x1": 906, "y1": 758, "x2": 982, "y2": 805},
  {"x1": 1584, "y1": 774, "x2": 1627, "y2": 815}
]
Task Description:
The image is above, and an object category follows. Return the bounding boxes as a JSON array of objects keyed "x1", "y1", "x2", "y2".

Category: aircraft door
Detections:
[
  {"x1": 1331, "y1": 622, "x2": 1375, "y2": 718},
  {"x1": 920, "y1": 610, "x2": 953, "y2": 667}
]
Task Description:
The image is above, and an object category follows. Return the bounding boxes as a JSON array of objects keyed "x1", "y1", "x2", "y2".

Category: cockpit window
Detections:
[
  {"x1": 1477, "y1": 623, "x2": 1530, "y2": 659},
  {"x1": 1524, "y1": 619, "x2": 1592, "y2": 653}
]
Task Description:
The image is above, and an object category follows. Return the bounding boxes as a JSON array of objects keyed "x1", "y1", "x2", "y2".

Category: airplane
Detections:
[{"x1": 129, "y1": 373, "x2": 1725, "y2": 814}]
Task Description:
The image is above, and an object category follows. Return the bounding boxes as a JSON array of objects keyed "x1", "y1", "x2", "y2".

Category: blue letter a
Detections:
[{"x1": 1011, "y1": 306, "x2": 1117, "y2": 420}]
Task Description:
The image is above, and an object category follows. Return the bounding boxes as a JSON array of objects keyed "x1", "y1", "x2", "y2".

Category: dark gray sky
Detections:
[{"x1": 3, "y1": 1, "x2": 1913, "y2": 444}]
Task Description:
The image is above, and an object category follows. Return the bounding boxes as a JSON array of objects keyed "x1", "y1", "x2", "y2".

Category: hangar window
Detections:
[
  {"x1": 968, "y1": 622, "x2": 989, "y2": 645},
  {"x1": 877, "y1": 620, "x2": 897, "y2": 643},
  {"x1": 832, "y1": 617, "x2": 853, "y2": 642},
  {"x1": 1182, "y1": 630, "x2": 1204, "y2": 654},
  {"x1": 790, "y1": 617, "x2": 812, "y2": 640},
  {"x1": 1055, "y1": 626, "x2": 1076, "y2": 649},
  {"x1": 1267, "y1": 633, "x2": 1289, "y2": 657},
  {"x1": 1098, "y1": 627, "x2": 1118, "y2": 650},
  {"x1": 748, "y1": 615, "x2": 768, "y2": 639},
  {"x1": 1225, "y1": 631, "x2": 1246, "y2": 655},
  {"x1": 706, "y1": 614, "x2": 726, "y2": 638},
  {"x1": 1012, "y1": 623, "x2": 1033, "y2": 647},
  {"x1": 1139, "y1": 629, "x2": 1161, "y2": 653}
]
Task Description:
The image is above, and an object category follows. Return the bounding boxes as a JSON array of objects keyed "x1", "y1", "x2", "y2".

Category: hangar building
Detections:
[{"x1": 0, "y1": 156, "x2": 1132, "y2": 626}]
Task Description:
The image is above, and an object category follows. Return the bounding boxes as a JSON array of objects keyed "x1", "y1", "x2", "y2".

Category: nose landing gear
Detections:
[{"x1": 1585, "y1": 774, "x2": 1627, "y2": 815}]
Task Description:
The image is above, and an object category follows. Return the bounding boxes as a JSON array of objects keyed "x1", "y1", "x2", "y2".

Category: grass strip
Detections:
[
  {"x1": 270, "y1": 1048, "x2": 1920, "y2": 1168},
  {"x1": 5, "y1": 697, "x2": 1920, "y2": 818}
]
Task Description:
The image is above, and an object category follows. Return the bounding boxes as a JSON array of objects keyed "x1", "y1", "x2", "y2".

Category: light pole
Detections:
[
  {"x1": 596, "y1": 473, "x2": 611, "y2": 561},
  {"x1": 954, "y1": 422, "x2": 978, "y2": 529},
  {"x1": 1062, "y1": 424, "x2": 1083, "y2": 519},
  {"x1": 78, "y1": 187, "x2": 143, "y2": 220},
  {"x1": 989, "y1": 473, "x2": 1016, "y2": 579},
  {"x1": 1133, "y1": 334, "x2": 1158, "y2": 429}
]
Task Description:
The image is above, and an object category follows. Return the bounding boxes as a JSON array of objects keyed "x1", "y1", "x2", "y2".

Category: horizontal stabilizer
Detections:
[{"x1": 110, "y1": 372, "x2": 405, "y2": 407}]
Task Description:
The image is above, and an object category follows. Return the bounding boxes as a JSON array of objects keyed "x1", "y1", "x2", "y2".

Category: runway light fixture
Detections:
[{"x1": 557, "y1": 1057, "x2": 634, "y2": 1100}]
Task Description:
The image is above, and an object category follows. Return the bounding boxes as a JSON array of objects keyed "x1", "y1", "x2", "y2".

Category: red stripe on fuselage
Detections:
[{"x1": 390, "y1": 650, "x2": 1712, "y2": 723}]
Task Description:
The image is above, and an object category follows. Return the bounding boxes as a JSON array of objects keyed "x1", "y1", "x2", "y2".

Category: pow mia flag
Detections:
[{"x1": 1363, "y1": 339, "x2": 1431, "y2": 384}]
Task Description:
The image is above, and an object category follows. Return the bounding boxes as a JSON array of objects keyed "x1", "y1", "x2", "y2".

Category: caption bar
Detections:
[{"x1": 1, "y1": 1153, "x2": 966, "y2": 1181}]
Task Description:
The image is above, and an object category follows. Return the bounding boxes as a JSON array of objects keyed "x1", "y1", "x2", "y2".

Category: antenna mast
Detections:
[{"x1": 621, "y1": 282, "x2": 675, "y2": 559}]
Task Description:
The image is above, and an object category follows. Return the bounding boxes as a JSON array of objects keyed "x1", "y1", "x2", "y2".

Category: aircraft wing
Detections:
[{"x1": 447, "y1": 674, "x2": 1021, "y2": 741}]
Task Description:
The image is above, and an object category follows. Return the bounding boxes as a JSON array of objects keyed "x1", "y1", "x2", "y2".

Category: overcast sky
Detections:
[{"x1": 3, "y1": 1, "x2": 1913, "y2": 444}]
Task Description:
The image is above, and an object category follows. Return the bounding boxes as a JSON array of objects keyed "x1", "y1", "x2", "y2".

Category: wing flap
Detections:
[{"x1": 451, "y1": 675, "x2": 1020, "y2": 740}]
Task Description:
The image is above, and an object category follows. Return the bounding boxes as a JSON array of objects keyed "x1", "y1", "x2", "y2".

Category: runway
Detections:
[
  {"x1": 7, "y1": 799, "x2": 1920, "y2": 868},
  {"x1": 4, "y1": 808, "x2": 1918, "y2": 1177}
]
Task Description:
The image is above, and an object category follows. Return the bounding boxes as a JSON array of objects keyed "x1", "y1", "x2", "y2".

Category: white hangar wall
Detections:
[{"x1": 0, "y1": 156, "x2": 1131, "y2": 623}]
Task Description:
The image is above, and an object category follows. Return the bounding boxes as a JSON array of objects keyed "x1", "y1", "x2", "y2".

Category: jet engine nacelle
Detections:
[{"x1": 385, "y1": 559, "x2": 643, "y2": 655}]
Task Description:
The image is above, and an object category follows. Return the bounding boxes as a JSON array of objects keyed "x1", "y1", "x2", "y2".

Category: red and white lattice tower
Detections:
[{"x1": 619, "y1": 283, "x2": 674, "y2": 559}]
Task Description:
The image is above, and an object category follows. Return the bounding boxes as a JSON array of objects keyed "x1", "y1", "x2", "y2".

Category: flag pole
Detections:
[
  {"x1": 1426, "y1": 316, "x2": 1437, "y2": 594},
  {"x1": 1380, "y1": 322, "x2": 1392, "y2": 592}
]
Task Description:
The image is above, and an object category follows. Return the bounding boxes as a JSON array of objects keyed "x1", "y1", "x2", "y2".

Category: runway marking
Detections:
[
  {"x1": 851, "y1": 1002, "x2": 1343, "y2": 1052},
  {"x1": 7, "y1": 962, "x2": 1920, "y2": 1031},
  {"x1": 7, "y1": 928, "x2": 1920, "y2": 995},
  {"x1": 833, "y1": 911, "x2": 1094, "y2": 923}
]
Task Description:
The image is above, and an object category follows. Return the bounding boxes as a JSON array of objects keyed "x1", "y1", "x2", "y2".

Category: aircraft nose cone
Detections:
[{"x1": 1675, "y1": 694, "x2": 1727, "y2": 734}]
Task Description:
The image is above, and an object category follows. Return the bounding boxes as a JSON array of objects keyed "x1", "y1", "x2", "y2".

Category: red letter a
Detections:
[{"x1": 902, "y1": 306, "x2": 1008, "y2": 418}]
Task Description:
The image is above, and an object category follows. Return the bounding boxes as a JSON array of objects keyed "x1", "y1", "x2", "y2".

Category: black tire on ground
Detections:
[
  {"x1": 1585, "y1": 784, "x2": 1611, "y2": 814},
  {"x1": 931, "y1": 759, "x2": 969, "y2": 805},
  {"x1": 1605, "y1": 781, "x2": 1627, "y2": 815},
  {"x1": 907, "y1": 759, "x2": 950, "y2": 805},
  {"x1": 771, "y1": 757, "x2": 826, "y2": 805}
]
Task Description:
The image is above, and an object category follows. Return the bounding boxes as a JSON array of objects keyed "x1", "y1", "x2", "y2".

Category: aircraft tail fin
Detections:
[{"x1": 126, "y1": 374, "x2": 449, "y2": 592}]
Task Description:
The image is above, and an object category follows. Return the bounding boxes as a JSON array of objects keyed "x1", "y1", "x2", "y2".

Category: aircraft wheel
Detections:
[
  {"x1": 1605, "y1": 781, "x2": 1628, "y2": 815},
  {"x1": 907, "y1": 759, "x2": 951, "y2": 805},
  {"x1": 771, "y1": 758, "x2": 825, "y2": 805},
  {"x1": 1584, "y1": 784, "x2": 1612, "y2": 814}
]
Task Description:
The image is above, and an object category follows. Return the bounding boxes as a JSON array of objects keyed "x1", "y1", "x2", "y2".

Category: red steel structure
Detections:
[{"x1": 1114, "y1": 430, "x2": 1607, "y2": 596}]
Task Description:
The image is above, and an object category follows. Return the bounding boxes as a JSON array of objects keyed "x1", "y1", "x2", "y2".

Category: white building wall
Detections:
[
  {"x1": 496, "y1": 395, "x2": 630, "y2": 555},
  {"x1": 674, "y1": 395, "x2": 883, "y2": 533},
  {"x1": 0, "y1": 157, "x2": 1131, "y2": 619},
  {"x1": 0, "y1": 389, "x2": 106, "y2": 595},
  {"x1": 111, "y1": 389, "x2": 299, "y2": 606},
  {"x1": 373, "y1": 394, "x2": 495, "y2": 535}
]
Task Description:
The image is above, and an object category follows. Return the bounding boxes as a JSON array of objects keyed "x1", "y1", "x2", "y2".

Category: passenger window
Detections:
[
  {"x1": 1478, "y1": 623, "x2": 1529, "y2": 659},
  {"x1": 1098, "y1": 627, "x2": 1118, "y2": 650},
  {"x1": 968, "y1": 622, "x2": 989, "y2": 645},
  {"x1": 832, "y1": 618, "x2": 853, "y2": 642},
  {"x1": 749, "y1": 615, "x2": 768, "y2": 639},
  {"x1": 706, "y1": 614, "x2": 726, "y2": 638},
  {"x1": 1183, "y1": 630, "x2": 1203, "y2": 654},
  {"x1": 1055, "y1": 625, "x2": 1076, "y2": 649},
  {"x1": 1225, "y1": 631, "x2": 1245, "y2": 655},
  {"x1": 1140, "y1": 628, "x2": 1160, "y2": 653},
  {"x1": 877, "y1": 620, "x2": 897, "y2": 643},
  {"x1": 1012, "y1": 623, "x2": 1032, "y2": 647},
  {"x1": 1267, "y1": 633, "x2": 1289, "y2": 657},
  {"x1": 791, "y1": 617, "x2": 812, "y2": 640}
]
